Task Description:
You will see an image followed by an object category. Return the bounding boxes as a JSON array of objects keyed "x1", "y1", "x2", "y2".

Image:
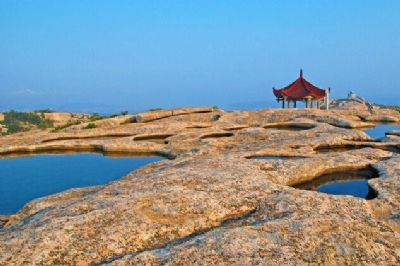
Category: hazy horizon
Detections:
[{"x1": 1, "y1": 0, "x2": 399, "y2": 113}]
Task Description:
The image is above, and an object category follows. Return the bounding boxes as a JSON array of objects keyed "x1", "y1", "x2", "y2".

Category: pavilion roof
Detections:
[{"x1": 273, "y1": 70, "x2": 326, "y2": 100}]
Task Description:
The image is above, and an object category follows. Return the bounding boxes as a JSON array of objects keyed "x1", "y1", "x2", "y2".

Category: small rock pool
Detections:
[
  {"x1": 0, "y1": 153, "x2": 162, "y2": 215},
  {"x1": 294, "y1": 167, "x2": 378, "y2": 199},
  {"x1": 364, "y1": 123, "x2": 399, "y2": 139},
  {"x1": 317, "y1": 180, "x2": 376, "y2": 199}
]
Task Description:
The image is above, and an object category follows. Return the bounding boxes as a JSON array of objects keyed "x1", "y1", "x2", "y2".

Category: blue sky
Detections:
[{"x1": 1, "y1": 0, "x2": 399, "y2": 113}]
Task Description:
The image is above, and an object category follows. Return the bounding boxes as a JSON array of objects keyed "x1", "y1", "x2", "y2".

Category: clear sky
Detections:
[{"x1": 1, "y1": 0, "x2": 399, "y2": 113}]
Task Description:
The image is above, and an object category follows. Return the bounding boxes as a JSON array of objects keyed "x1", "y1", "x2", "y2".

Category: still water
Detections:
[
  {"x1": 0, "y1": 153, "x2": 162, "y2": 215},
  {"x1": 294, "y1": 167, "x2": 378, "y2": 200},
  {"x1": 317, "y1": 180, "x2": 376, "y2": 199},
  {"x1": 364, "y1": 124, "x2": 399, "y2": 139}
]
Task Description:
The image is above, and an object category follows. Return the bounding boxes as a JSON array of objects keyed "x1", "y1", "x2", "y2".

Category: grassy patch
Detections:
[
  {"x1": 88, "y1": 113, "x2": 105, "y2": 122},
  {"x1": 1, "y1": 110, "x2": 54, "y2": 134},
  {"x1": 83, "y1": 123, "x2": 97, "y2": 129},
  {"x1": 51, "y1": 121, "x2": 81, "y2": 132},
  {"x1": 211, "y1": 114, "x2": 221, "y2": 121},
  {"x1": 120, "y1": 117, "x2": 133, "y2": 124},
  {"x1": 109, "y1": 111, "x2": 129, "y2": 118}
]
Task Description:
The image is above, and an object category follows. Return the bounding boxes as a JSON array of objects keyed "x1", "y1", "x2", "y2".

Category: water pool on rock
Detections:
[
  {"x1": 317, "y1": 180, "x2": 377, "y2": 199},
  {"x1": 293, "y1": 167, "x2": 378, "y2": 199},
  {"x1": 0, "y1": 153, "x2": 162, "y2": 215},
  {"x1": 364, "y1": 124, "x2": 400, "y2": 139}
]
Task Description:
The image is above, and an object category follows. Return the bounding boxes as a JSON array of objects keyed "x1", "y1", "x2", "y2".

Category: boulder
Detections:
[{"x1": 43, "y1": 112, "x2": 73, "y2": 126}]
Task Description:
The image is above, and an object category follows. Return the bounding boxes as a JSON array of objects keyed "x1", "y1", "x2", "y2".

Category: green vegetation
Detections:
[
  {"x1": 109, "y1": 111, "x2": 129, "y2": 118},
  {"x1": 88, "y1": 113, "x2": 105, "y2": 122},
  {"x1": 211, "y1": 114, "x2": 221, "y2": 121},
  {"x1": 129, "y1": 116, "x2": 138, "y2": 123},
  {"x1": 51, "y1": 121, "x2": 81, "y2": 132},
  {"x1": 1, "y1": 110, "x2": 54, "y2": 134},
  {"x1": 88, "y1": 111, "x2": 129, "y2": 120},
  {"x1": 83, "y1": 123, "x2": 97, "y2": 129},
  {"x1": 120, "y1": 117, "x2": 133, "y2": 125}
]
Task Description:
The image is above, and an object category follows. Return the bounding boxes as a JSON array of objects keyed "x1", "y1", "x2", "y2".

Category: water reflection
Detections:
[
  {"x1": 364, "y1": 124, "x2": 399, "y2": 139},
  {"x1": 293, "y1": 167, "x2": 378, "y2": 199},
  {"x1": 0, "y1": 153, "x2": 162, "y2": 214}
]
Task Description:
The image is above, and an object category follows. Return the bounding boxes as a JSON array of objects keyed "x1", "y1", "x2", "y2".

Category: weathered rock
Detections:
[
  {"x1": 0, "y1": 103, "x2": 399, "y2": 265},
  {"x1": 43, "y1": 112, "x2": 73, "y2": 126},
  {"x1": 0, "y1": 125, "x2": 6, "y2": 134},
  {"x1": 361, "y1": 114, "x2": 399, "y2": 123},
  {"x1": 134, "y1": 109, "x2": 174, "y2": 123},
  {"x1": 88, "y1": 115, "x2": 133, "y2": 128},
  {"x1": 134, "y1": 107, "x2": 214, "y2": 123},
  {"x1": 172, "y1": 107, "x2": 214, "y2": 116},
  {"x1": 263, "y1": 121, "x2": 316, "y2": 130}
]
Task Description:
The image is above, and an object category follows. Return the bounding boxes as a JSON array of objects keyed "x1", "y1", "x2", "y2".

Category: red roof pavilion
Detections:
[{"x1": 273, "y1": 70, "x2": 328, "y2": 108}]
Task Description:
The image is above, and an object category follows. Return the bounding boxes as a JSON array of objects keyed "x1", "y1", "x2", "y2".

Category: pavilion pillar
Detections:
[
  {"x1": 294, "y1": 101, "x2": 297, "y2": 108},
  {"x1": 282, "y1": 97, "x2": 286, "y2": 109},
  {"x1": 317, "y1": 100, "x2": 321, "y2": 109},
  {"x1": 310, "y1": 99, "x2": 314, "y2": 108},
  {"x1": 305, "y1": 98, "x2": 309, "y2": 108},
  {"x1": 325, "y1": 88, "x2": 330, "y2": 110},
  {"x1": 287, "y1": 99, "x2": 291, "y2": 109}
]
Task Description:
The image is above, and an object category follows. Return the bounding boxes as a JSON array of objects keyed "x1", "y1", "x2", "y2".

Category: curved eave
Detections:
[{"x1": 274, "y1": 77, "x2": 326, "y2": 100}]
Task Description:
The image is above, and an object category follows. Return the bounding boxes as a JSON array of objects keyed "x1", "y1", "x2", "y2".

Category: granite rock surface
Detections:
[{"x1": 0, "y1": 105, "x2": 399, "y2": 265}]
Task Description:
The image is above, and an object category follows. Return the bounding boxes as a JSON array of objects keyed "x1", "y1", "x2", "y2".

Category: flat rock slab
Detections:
[
  {"x1": 134, "y1": 107, "x2": 215, "y2": 123},
  {"x1": 0, "y1": 105, "x2": 400, "y2": 265}
]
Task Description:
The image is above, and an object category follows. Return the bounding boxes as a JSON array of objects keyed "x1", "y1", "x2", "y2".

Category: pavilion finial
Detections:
[{"x1": 300, "y1": 69, "x2": 303, "y2": 78}]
